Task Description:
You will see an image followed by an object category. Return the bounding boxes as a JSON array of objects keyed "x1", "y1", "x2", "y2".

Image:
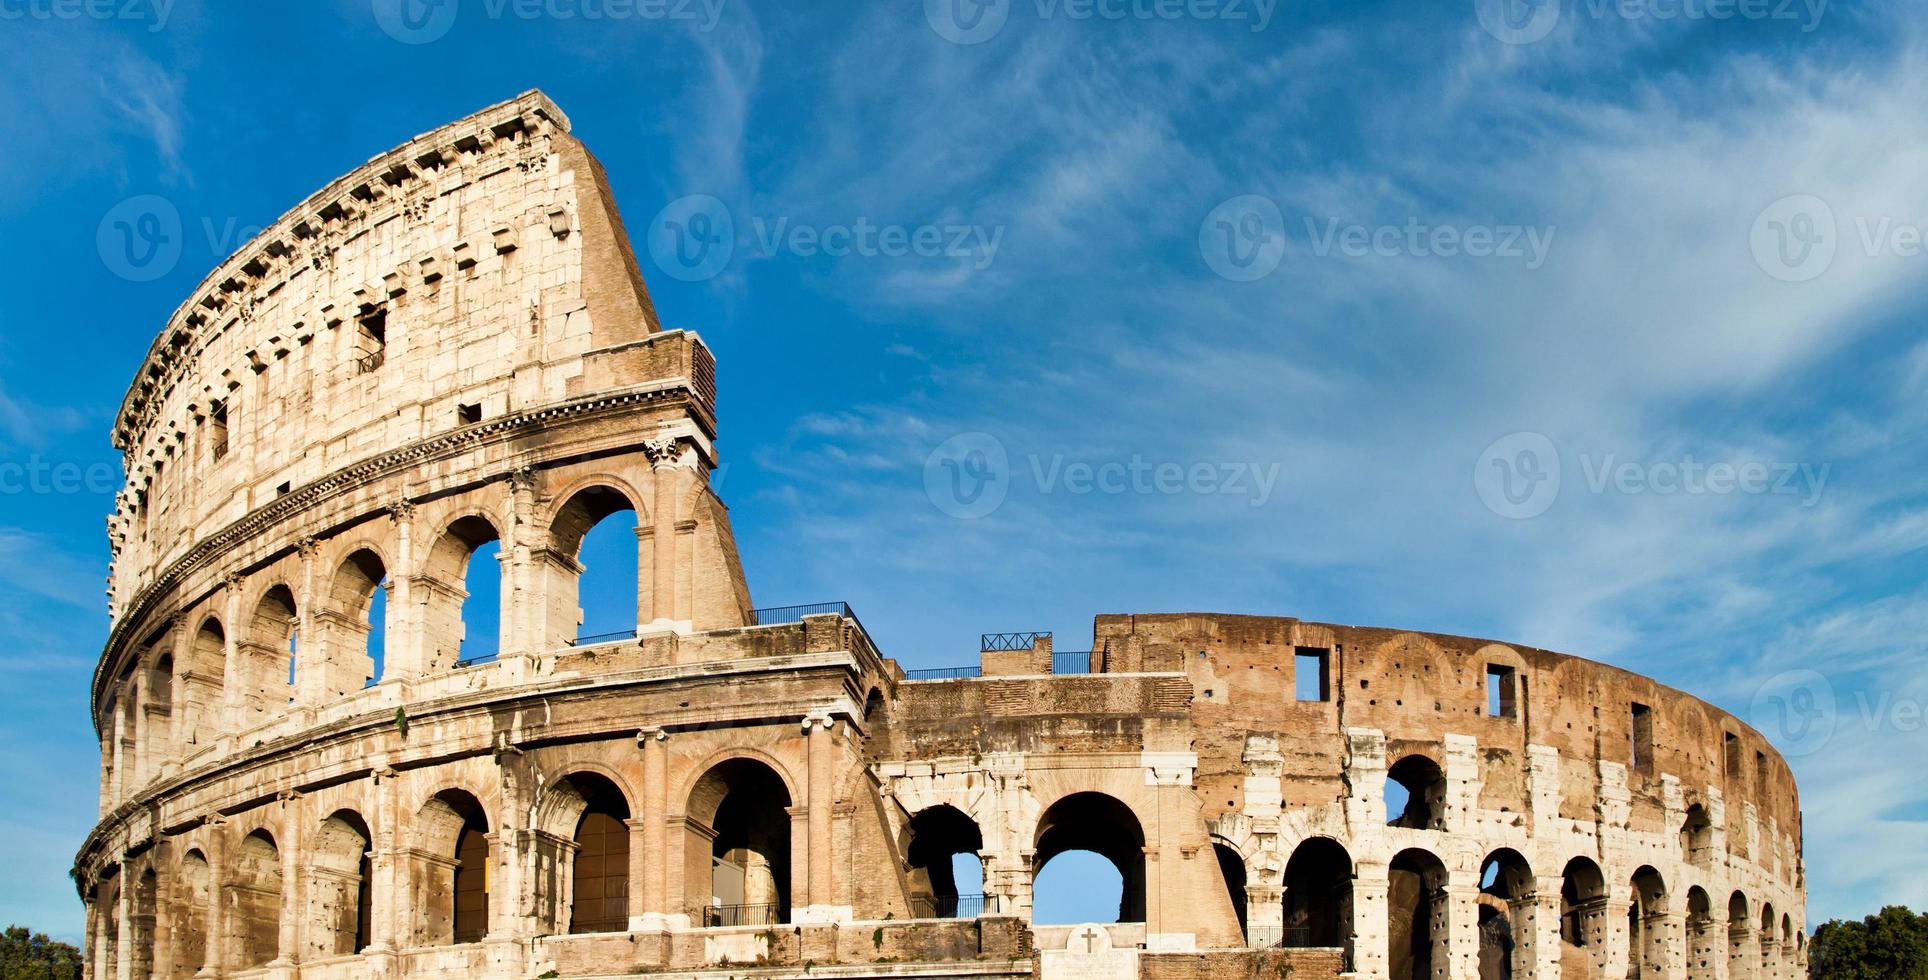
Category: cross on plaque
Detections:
[{"x1": 1077, "y1": 927, "x2": 1104, "y2": 954}]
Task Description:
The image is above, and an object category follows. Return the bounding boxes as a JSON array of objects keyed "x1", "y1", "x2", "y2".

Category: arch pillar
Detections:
[
  {"x1": 1532, "y1": 876, "x2": 1564, "y2": 980},
  {"x1": 1244, "y1": 883, "x2": 1283, "y2": 948},
  {"x1": 636, "y1": 728, "x2": 674, "y2": 929},
  {"x1": 1444, "y1": 874, "x2": 1480, "y2": 980},
  {"x1": 1350, "y1": 862, "x2": 1390, "y2": 980}
]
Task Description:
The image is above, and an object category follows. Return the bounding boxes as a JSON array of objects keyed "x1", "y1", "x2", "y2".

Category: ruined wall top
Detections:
[{"x1": 103, "y1": 89, "x2": 685, "y2": 620}]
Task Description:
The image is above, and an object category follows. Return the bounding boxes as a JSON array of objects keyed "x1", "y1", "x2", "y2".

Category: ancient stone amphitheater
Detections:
[{"x1": 76, "y1": 91, "x2": 1805, "y2": 980}]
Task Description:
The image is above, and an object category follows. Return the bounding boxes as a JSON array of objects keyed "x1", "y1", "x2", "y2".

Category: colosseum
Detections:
[{"x1": 76, "y1": 91, "x2": 1805, "y2": 980}]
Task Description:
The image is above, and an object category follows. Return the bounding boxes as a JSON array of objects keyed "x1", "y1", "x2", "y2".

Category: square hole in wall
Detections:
[
  {"x1": 1486, "y1": 664, "x2": 1519, "y2": 719},
  {"x1": 1294, "y1": 647, "x2": 1329, "y2": 702}
]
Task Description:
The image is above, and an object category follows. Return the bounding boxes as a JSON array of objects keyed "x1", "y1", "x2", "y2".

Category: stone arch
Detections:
[
  {"x1": 1215, "y1": 841, "x2": 1248, "y2": 942},
  {"x1": 905, "y1": 804, "x2": 986, "y2": 918},
  {"x1": 535, "y1": 770, "x2": 634, "y2": 936},
  {"x1": 92, "y1": 872, "x2": 121, "y2": 979},
  {"x1": 1477, "y1": 847, "x2": 1534, "y2": 980},
  {"x1": 421, "y1": 514, "x2": 503, "y2": 673},
  {"x1": 171, "y1": 848, "x2": 211, "y2": 979},
  {"x1": 1283, "y1": 836, "x2": 1352, "y2": 953},
  {"x1": 240, "y1": 583, "x2": 298, "y2": 716},
  {"x1": 1386, "y1": 754, "x2": 1448, "y2": 830},
  {"x1": 143, "y1": 648, "x2": 175, "y2": 780},
  {"x1": 1727, "y1": 891, "x2": 1753, "y2": 980},
  {"x1": 1388, "y1": 847, "x2": 1449, "y2": 980},
  {"x1": 414, "y1": 788, "x2": 492, "y2": 946},
  {"x1": 318, "y1": 548, "x2": 387, "y2": 694},
  {"x1": 1680, "y1": 803, "x2": 1714, "y2": 868},
  {"x1": 129, "y1": 864, "x2": 158, "y2": 979},
  {"x1": 1033, "y1": 791, "x2": 1147, "y2": 924},
  {"x1": 1561, "y1": 856, "x2": 1610, "y2": 977},
  {"x1": 308, "y1": 809, "x2": 373, "y2": 958},
  {"x1": 230, "y1": 828, "x2": 283, "y2": 968},
  {"x1": 1628, "y1": 865, "x2": 1669, "y2": 978},
  {"x1": 1758, "y1": 901, "x2": 1777, "y2": 975},
  {"x1": 1685, "y1": 886, "x2": 1719, "y2": 980},
  {"x1": 685, "y1": 756, "x2": 794, "y2": 925},
  {"x1": 181, "y1": 617, "x2": 225, "y2": 751},
  {"x1": 544, "y1": 481, "x2": 643, "y2": 646}
]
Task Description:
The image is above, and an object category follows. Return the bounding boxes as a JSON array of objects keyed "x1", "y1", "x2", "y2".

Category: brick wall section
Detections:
[{"x1": 1139, "y1": 948, "x2": 1343, "y2": 980}]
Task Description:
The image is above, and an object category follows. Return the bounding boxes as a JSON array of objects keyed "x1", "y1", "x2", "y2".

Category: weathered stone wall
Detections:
[{"x1": 75, "y1": 92, "x2": 1805, "y2": 980}]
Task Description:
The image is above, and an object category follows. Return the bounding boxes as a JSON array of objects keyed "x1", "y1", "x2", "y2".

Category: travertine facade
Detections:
[{"x1": 76, "y1": 92, "x2": 1804, "y2": 980}]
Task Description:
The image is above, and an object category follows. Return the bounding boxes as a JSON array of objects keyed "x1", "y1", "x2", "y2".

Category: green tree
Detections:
[
  {"x1": 1809, "y1": 906, "x2": 1928, "y2": 979},
  {"x1": 0, "y1": 925, "x2": 82, "y2": 980}
]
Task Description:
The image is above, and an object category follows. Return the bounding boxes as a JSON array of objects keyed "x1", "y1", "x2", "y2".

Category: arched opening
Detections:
[
  {"x1": 1214, "y1": 843, "x2": 1248, "y2": 943},
  {"x1": 115, "y1": 664, "x2": 138, "y2": 794},
  {"x1": 1561, "y1": 857, "x2": 1609, "y2": 977},
  {"x1": 232, "y1": 830, "x2": 283, "y2": 968},
  {"x1": 309, "y1": 810, "x2": 373, "y2": 957},
  {"x1": 1758, "y1": 903, "x2": 1777, "y2": 976},
  {"x1": 1283, "y1": 837, "x2": 1352, "y2": 953},
  {"x1": 93, "y1": 876, "x2": 120, "y2": 979},
  {"x1": 1385, "y1": 756, "x2": 1447, "y2": 830},
  {"x1": 129, "y1": 866, "x2": 157, "y2": 978},
  {"x1": 554, "y1": 772, "x2": 633, "y2": 935},
  {"x1": 172, "y1": 850, "x2": 211, "y2": 979},
  {"x1": 1781, "y1": 914, "x2": 1795, "y2": 975},
  {"x1": 1388, "y1": 848, "x2": 1449, "y2": 980},
  {"x1": 863, "y1": 688, "x2": 885, "y2": 725},
  {"x1": 1478, "y1": 848, "x2": 1534, "y2": 980},
  {"x1": 1680, "y1": 804, "x2": 1713, "y2": 868},
  {"x1": 324, "y1": 549, "x2": 388, "y2": 692},
  {"x1": 134, "y1": 651, "x2": 174, "y2": 783},
  {"x1": 244, "y1": 585, "x2": 298, "y2": 714},
  {"x1": 549, "y1": 486, "x2": 640, "y2": 645},
  {"x1": 687, "y1": 758, "x2": 792, "y2": 926},
  {"x1": 1727, "y1": 892, "x2": 1753, "y2": 980},
  {"x1": 1628, "y1": 866, "x2": 1668, "y2": 978},
  {"x1": 1033, "y1": 792, "x2": 1146, "y2": 924},
  {"x1": 414, "y1": 789, "x2": 491, "y2": 946},
  {"x1": 905, "y1": 805, "x2": 986, "y2": 918},
  {"x1": 422, "y1": 516, "x2": 502, "y2": 673},
  {"x1": 182, "y1": 618, "x2": 226, "y2": 749},
  {"x1": 1685, "y1": 887, "x2": 1718, "y2": 980}
]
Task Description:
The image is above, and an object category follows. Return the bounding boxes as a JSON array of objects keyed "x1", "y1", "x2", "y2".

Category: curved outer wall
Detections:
[{"x1": 76, "y1": 93, "x2": 1803, "y2": 980}]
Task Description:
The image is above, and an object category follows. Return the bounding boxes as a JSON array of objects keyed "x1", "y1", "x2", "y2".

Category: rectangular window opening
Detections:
[
  {"x1": 1293, "y1": 647, "x2": 1329, "y2": 702},
  {"x1": 1631, "y1": 702, "x2": 1654, "y2": 773},
  {"x1": 209, "y1": 399, "x2": 229, "y2": 462},
  {"x1": 458, "y1": 402, "x2": 482, "y2": 425},
  {"x1": 1486, "y1": 664, "x2": 1519, "y2": 719},
  {"x1": 1724, "y1": 732, "x2": 1741, "y2": 781},
  {"x1": 355, "y1": 306, "x2": 388, "y2": 374},
  {"x1": 1755, "y1": 751, "x2": 1769, "y2": 797}
]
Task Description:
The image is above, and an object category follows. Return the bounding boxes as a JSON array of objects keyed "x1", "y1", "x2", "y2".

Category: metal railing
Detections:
[
  {"x1": 981, "y1": 631, "x2": 1050, "y2": 652},
  {"x1": 570, "y1": 628, "x2": 637, "y2": 647},
  {"x1": 911, "y1": 894, "x2": 996, "y2": 918},
  {"x1": 700, "y1": 903, "x2": 783, "y2": 927},
  {"x1": 904, "y1": 665, "x2": 982, "y2": 680},
  {"x1": 1052, "y1": 651, "x2": 1093, "y2": 674},
  {"x1": 750, "y1": 601, "x2": 854, "y2": 625},
  {"x1": 455, "y1": 650, "x2": 498, "y2": 668}
]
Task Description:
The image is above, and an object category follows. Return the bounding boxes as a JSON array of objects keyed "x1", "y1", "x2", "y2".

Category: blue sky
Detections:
[{"x1": 2, "y1": 0, "x2": 1925, "y2": 943}]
